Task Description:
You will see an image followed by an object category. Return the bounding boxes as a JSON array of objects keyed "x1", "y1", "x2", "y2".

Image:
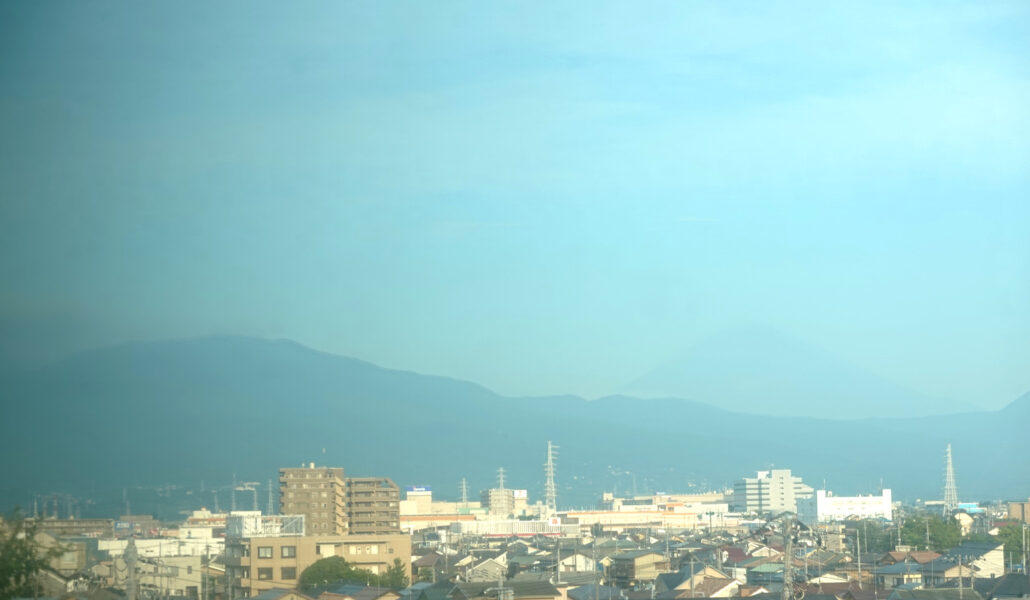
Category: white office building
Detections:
[
  {"x1": 797, "y1": 489, "x2": 893, "y2": 524},
  {"x1": 731, "y1": 469, "x2": 813, "y2": 514}
]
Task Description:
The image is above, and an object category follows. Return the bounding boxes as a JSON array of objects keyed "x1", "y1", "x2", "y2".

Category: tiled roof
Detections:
[
  {"x1": 888, "y1": 589, "x2": 984, "y2": 600},
  {"x1": 452, "y1": 581, "x2": 559, "y2": 599}
]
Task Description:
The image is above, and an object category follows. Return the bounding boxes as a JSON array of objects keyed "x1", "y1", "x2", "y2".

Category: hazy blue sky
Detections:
[{"x1": 1, "y1": 1, "x2": 1028, "y2": 406}]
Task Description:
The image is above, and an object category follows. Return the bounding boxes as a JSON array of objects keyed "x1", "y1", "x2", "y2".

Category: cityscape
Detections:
[
  {"x1": 2, "y1": 3, "x2": 1029, "y2": 600},
  {"x1": 4, "y1": 440, "x2": 1030, "y2": 600}
]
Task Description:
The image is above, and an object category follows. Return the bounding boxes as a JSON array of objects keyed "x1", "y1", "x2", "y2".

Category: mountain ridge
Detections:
[
  {"x1": 1, "y1": 335, "x2": 1026, "y2": 514},
  {"x1": 619, "y1": 326, "x2": 974, "y2": 418}
]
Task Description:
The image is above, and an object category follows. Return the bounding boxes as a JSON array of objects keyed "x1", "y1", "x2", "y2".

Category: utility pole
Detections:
[
  {"x1": 782, "y1": 516, "x2": 793, "y2": 600},
  {"x1": 1022, "y1": 524, "x2": 1027, "y2": 582},
  {"x1": 857, "y1": 528, "x2": 862, "y2": 589},
  {"x1": 958, "y1": 556, "x2": 963, "y2": 600},
  {"x1": 556, "y1": 537, "x2": 562, "y2": 585},
  {"x1": 126, "y1": 538, "x2": 138, "y2": 600}
]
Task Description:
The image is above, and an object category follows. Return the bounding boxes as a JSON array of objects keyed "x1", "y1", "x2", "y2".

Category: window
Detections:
[
  {"x1": 258, "y1": 547, "x2": 272, "y2": 559},
  {"x1": 257, "y1": 568, "x2": 273, "y2": 581},
  {"x1": 282, "y1": 546, "x2": 296, "y2": 558},
  {"x1": 281, "y1": 567, "x2": 297, "y2": 580}
]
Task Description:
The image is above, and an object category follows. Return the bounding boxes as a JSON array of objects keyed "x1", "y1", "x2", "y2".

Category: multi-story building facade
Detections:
[
  {"x1": 731, "y1": 469, "x2": 813, "y2": 514},
  {"x1": 797, "y1": 489, "x2": 893, "y2": 524},
  {"x1": 279, "y1": 464, "x2": 400, "y2": 535},
  {"x1": 346, "y1": 477, "x2": 401, "y2": 534},
  {"x1": 223, "y1": 511, "x2": 409, "y2": 597},
  {"x1": 224, "y1": 532, "x2": 411, "y2": 597}
]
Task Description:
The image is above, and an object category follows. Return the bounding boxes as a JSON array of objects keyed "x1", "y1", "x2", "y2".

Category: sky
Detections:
[{"x1": 1, "y1": 1, "x2": 1028, "y2": 407}]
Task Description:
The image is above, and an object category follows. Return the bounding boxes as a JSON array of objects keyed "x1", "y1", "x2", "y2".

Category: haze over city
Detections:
[
  {"x1": 3, "y1": 5, "x2": 1030, "y2": 600},
  {"x1": 2, "y1": 2, "x2": 1029, "y2": 410}
]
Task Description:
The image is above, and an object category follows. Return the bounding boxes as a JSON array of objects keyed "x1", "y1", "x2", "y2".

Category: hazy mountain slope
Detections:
[
  {"x1": 0, "y1": 336, "x2": 1025, "y2": 517},
  {"x1": 620, "y1": 327, "x2": 971, "y2": 418}
]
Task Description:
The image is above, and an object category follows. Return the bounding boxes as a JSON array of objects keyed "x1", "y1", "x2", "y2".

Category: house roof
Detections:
[
  {"x1": 611, "y1": 550, "x2": 660, "y2": 561},
  {"x1": 452, "y1": 581, "x2": 559, "y2": 600},
  {"x1": 986, "y1": 572, "x2": 1030, "y2": 598},
  {"x1": 416, "y1": 581, "x2": 456, "y2": 600},
  {"x1": 656, "y1": 573, "x2": 685, "y2": 591},
  {"x1": 943, "y1": 543, "x2": 1002, "y2": 560},
  {"x1": 919, "y1": 558, "x2": 966, "y2": 574},
  {"x1": 252, "y1": 590, "x2": 314, "y2": 600},
  {"x1": 749, "y1": 563, "x2": 785, "y2": 574},
  {"x1": 874, "y1": 563, "x2": 924, "y2": 575},
  {"x1": 567, "y1": 585, "x2": 624, "y2": 600},
  {"x1": 350, "y1": 588, "x2": 400, "y2": 600},
  {"x1": 414, "y1": 553, "x2": 444, "y2": 568},
  {"x1": 722, "y1": 547, "x2": 749, "y2": 564},
  {"x1": 888, "y1": 589, "x2": 984, "y2": 600},
  {"x1": 673, "y1": 578, "x2": 736, "y2": 598}
]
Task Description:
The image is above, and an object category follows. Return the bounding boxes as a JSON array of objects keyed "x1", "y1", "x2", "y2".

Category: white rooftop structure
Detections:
[{"x1": 225, "y1": 511, "x2": 305, "y2": 538}]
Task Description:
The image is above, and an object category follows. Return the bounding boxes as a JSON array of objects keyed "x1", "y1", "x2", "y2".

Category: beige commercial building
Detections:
[
  {"x1": 225, "y1": 533, "x2": 411, "y2": 597},
  {"x1": 279, "y1": 464, "x2": 400, "y2": 535},
  {"x1": 1008, "y1": 499, "x2": 1030, "y2": 523}
]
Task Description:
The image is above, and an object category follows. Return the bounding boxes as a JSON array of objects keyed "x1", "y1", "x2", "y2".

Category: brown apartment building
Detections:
[
  {"x1": 225, "y1": 533, "x2": 411, "y2": 597},
  {"x1": 279, "y1": 464, "x2": 401, "y2": 535}
]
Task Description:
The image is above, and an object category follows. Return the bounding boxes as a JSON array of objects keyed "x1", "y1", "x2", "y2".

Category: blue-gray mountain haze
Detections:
[{"x1": 1, "y1": 336, "x2": 1026, "y2": 517}]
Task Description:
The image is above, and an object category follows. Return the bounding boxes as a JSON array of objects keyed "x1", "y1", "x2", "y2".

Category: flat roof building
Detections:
[
  {"x1": 731, "y1": 469, "x2": 813, "y2": 515},
  {"x1": 279, "y1": 464, "x2": 400, "y2": 535}
]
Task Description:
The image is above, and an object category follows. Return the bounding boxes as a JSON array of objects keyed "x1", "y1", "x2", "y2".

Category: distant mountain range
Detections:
[
  {"x1": 620, "y1": 327, "x2": 973, "y2": 417},
  {"x1": 1, "y1": 335, "x2": 1027, "y2": 517}
]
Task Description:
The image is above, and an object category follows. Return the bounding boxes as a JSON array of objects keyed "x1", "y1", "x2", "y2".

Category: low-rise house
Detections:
[
  {"x1": 466, "y1": 557, "x2": 508, "y2": 583},
  {"x1": 608, "y1": 551, "x2": 668, "y2": 589},
  {"x1": 746, "y1": 563, "x2": 784, "y2": 586},
  {"x1": 943, "y1": 543, "x2": 1004, "y2": 579},
  {"x1": 874, "y1": 563, "x2": 923, "y2": 590}
]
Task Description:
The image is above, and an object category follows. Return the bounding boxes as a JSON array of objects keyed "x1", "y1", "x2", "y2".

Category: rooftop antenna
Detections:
[
  {"x1": 943, "y1": 444, "x2": 959, "y2": 515},
  {"x1": 544, "y1": 441, "x2": 559, "y2": 515}
]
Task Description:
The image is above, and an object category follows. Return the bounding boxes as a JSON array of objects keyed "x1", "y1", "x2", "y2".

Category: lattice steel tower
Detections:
[
  {"x1": 544, "y1": 441, "x2": 558, "y2": 515},
  {"x1": 943, "y1": 443, "x2": 959, "y2": 514}
]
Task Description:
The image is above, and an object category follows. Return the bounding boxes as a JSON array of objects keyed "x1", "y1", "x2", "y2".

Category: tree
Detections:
[
  {"x1": 994, "y1": 524, "x2": 1026, "y2": 557},
  {"x1": 298, "y1": 556, "x2": 364, "y2": 590},
  {"x1": 900, "y1": 516, "x2": 961, "y2": 551},
  {"x1": 1, "y1": 510, "x2": 66, "y2": 600},
  {"x1": 378, "y1": 559, "x2": 409, "y2": 590},
  {"x1": 299, "y1": 556, "x2": 410, "y2": 592}
]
